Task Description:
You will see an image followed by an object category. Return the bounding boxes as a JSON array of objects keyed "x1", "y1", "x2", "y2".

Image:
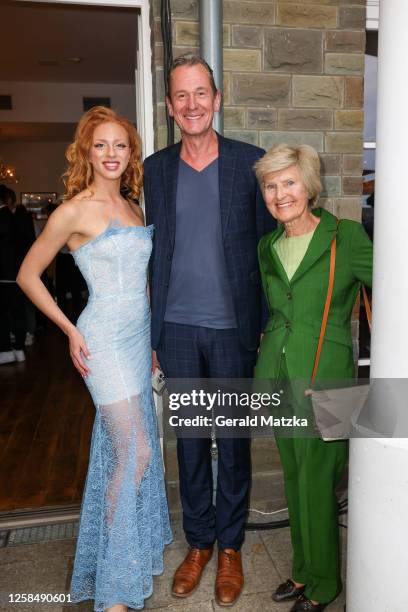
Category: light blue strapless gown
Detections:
[{"x1": 69, "y1": 220, "x2": 172, "y2": 611}]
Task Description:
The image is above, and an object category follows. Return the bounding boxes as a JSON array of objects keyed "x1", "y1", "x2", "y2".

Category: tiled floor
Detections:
[{"x1": 0, "y1": 519, "x2": 347, "y2": 612}]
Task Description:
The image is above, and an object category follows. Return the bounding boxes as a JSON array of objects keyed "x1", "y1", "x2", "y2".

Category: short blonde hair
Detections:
[{"x1": 254, "y1": 143, "x2": 322, "y2": 208}]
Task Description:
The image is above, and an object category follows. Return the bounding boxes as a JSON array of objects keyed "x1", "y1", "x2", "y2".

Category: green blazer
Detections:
[{"x1": 255, "y1": 208, "x2": 373, "y2": 381}]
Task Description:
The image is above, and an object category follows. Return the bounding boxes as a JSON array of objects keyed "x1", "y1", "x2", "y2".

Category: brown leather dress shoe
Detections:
[
  {"x1": 215, "y1": 548, "x2": 244, "y2": 607},
  {"x1": 172, "y1": 546, "x2": 213, "y2": 598}
]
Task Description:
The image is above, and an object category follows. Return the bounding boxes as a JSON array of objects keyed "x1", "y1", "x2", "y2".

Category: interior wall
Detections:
[
  {"x1": 0, "y1": 81, "x2": 136, "y2": 123},
  {"x1": 0, "y1": 141, "x2": 68, "y2": 200}
]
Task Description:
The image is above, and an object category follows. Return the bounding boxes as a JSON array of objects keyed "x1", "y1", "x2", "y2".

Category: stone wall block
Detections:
[
  {"x1": 223, "y1": 73, "x2": 231, "y2": 105},
  {"x1": 319, "y1": 198, "x2": 334, "y2": 214},
  {"x1": 325, "y1": 53, "x2": 364, "y2": 75},
  {"x1": 233, "y1": 74, "x2": 291, "y2": 107},
  {"x1": 326, "y1": 30, "x2": 365, "y2": 53},
  {"x1": 260, "y1": 131, "x2": 324, "y2": 152},
  {"x1": 320, "y1": 154, "x2": 341, "y2": 176},
  {"x1": 224, "y1": 107, "x2": 246, "y2": 129},
  {"x1": 334, "y1": 0, "x2": 366, "y2": 5},
  {"x1": 276, "y1": 0, "x2": 365, "y2": 4},
  {"x1": 278, "y1": 109, "x2": 332, "y2": 130},
  {"x1": 343, "y1": 154, "x2": 363, "y2": 175},
  {"x1": 293, "y1": 76, "x2": 343, "y2": 108},
  {"x1": 345, "y1": 77, "x2": 364, "y2": 108},
  {"x1": 339, "y1": 6, "x2": 366, "y2": 30},
  {"x1": 343, "y1": 176, "x2": 363, "y2": 195},
  {"x1": 175, "y1": 21, "x2": 199, "y2": 46},
  {"x1": 224, "y1": 129, "x2": 259, "y2": 146},
  {"x1": 153, "y1": 20, "x2": 163, "y2": 45},
  {"x1": 154, "y1": 0, "x2": 198, "y2": 21},
  {"x1": 264, "y1": 28, "x2": 323, "y2": 74},
  {"x1": 232, "y1": 25, "x2": 263, "y2": 49},
  {"x1": 223, "y1": 24, "x2": 231, "y2": 47},
  {"x1": 174, "y1": 22, "x2": 230, "y2": 47},
  {"x1": 335, "y1": 110, "x2": 364, "y2": 131},
  {"x1": 156, "y1": 104, "x2": 167, "y2": 127},
  {"x1": 277, "y1": 3, "x2": 337, "y2": 29},
  {"x1": 174, "y1": 125, "x2": 181, "y2": 141},
  {"x1": 170, "y1": 0, "x2": 198, "y2": 20},
  {"x1": 275, "y1": 0, "x2": 365, "y2": 4},
  {"x1": 325, "y1": 132, "x2": 363, "y2": 153},
  {"x1": 152, "y1": 0, "x2": 160, "y2": 19},
  {"x1": 321, "y1": 175, "x2": 341, "y2": 197},
  {"x1": 156, "y1": 68, "x2": 165, "y2": 103},
  {"x1": 333, "y1": 198, "x2": 362, "y2": 222},
  {"x1": 154, "y1": 44, "x2": 164, "y2": 69},
  {"x1": 247, "y1": 108, "x2": 278, "y2": 130},
  {"x1": 156, "y1": 125, "x2": 168, "y2": 151},
  {"x1": 224, "y1": 2, "x2": 275, "y2": 25},
  {"x1": 224, "y1": 48, "x2": 262, "y2": 72}
]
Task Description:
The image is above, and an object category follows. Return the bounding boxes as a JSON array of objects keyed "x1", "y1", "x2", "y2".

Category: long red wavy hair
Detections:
[{"x1": 63, "y1": 106, "x2": 143, "y2": 201}]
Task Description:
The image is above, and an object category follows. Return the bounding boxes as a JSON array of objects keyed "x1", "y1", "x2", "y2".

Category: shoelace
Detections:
[
  {"x1": 185, "y1": 547, "x2": 208, "y2": 569},
  {"x1": 220, "y1": 551, "x2": 235, "y2": 564}
]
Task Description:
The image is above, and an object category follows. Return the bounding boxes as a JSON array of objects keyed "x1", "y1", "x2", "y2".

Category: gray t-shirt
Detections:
[{"x1": 164, "y1": 158, "x2": 237, "y2": 328}]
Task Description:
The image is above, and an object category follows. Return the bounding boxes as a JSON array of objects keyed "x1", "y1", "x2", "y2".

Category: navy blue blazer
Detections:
[{"x1": 144, "y1": 133, "x2": 275, "y2": 351}]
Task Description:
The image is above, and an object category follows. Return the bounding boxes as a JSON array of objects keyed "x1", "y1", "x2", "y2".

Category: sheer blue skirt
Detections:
[{"x1": 70, "y1": 297, "x2": 172, "y2": 610}]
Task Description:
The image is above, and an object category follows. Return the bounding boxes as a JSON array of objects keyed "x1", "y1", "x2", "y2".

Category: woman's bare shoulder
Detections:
[
  {"x1": 47, "y1": 200, "x2": 79, "y2": 225},
  {"x1": 62, "y1": 192, "x2": 104, "y2": 217},
  {"x1": 128, "y1": 200, "x2": 145, "y2": 223},
  {"x1": 49, "y1": 194, "x2": 99, "y2": 233}
]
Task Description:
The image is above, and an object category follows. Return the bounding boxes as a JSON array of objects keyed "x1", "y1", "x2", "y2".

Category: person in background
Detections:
[
  {"x1": 144, "y1": 53, "x2": 274, "y2": 607},
  {"x1": 12, "y1": 188, "x2": 37, "y2": 345},
  {"x1": 0, "y1": 185, "x2": 27, "y2": 364},
  {"x1": 55, "y1": 240, "x2": 87, "y2": 323},
  {"x1": 12, "y1": 189, "x2": 36, "y2": 266},
  {"x1": 254, "y1": 144, "x2": 373, "y2": 611}
]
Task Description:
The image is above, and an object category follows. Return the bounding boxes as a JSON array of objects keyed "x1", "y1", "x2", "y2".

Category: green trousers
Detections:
[{"x1": 276, "y1": 357, "x2": 348, "y2": 603}]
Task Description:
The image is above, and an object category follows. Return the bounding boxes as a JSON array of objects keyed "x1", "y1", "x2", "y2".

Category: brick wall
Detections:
[{"x1": 150, "y1": 0, "x2": 366, "y2": 221}]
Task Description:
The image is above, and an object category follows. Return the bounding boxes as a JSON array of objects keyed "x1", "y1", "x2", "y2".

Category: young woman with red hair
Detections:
[{"x1": 18, "y1": 107, "x2": 172, "y2": 612}]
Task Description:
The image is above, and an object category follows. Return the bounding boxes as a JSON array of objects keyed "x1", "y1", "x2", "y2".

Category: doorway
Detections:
[{"x1": 0, "y1": 0, "x2": 153, "y2": 519}]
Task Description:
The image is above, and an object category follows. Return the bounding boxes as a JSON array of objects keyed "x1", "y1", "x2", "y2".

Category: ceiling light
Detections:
[
  {"x1": 65, "y1": 57, "x2": 83, "y2": 64},
  {"x1": 0, "y1": 160, "x2": 19, "y2": 184}
]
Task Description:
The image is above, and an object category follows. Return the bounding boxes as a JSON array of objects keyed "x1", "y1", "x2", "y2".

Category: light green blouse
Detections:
[{"x1": 273, "y1": 229, "x2": 316, "y2": 281}]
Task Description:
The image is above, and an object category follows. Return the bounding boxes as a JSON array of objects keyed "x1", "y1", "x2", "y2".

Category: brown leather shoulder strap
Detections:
[
  {"x1": 311, "y1": 220, "x2": 372, "y2": 384},
  {"x1": 311, "y1": 230, "x2": 337, "y2": 384},
  {"x1": 362, "y1": 285, "x2": 372, "y2": 331}
]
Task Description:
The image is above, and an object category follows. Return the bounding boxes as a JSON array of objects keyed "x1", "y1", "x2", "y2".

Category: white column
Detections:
[{"x1": 347, "y1": 1, "x2": 408, "y2": 610}]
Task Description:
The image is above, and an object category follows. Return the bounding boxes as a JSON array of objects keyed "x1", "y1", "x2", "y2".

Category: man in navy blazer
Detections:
[{"x1": 144, "y1": 54, "x2": 274, "y2": 606}]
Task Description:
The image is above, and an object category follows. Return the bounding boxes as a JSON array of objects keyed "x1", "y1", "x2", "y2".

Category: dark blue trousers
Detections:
[{"x1": 157, "y1": 323, "x2": 257, "y2": 551}]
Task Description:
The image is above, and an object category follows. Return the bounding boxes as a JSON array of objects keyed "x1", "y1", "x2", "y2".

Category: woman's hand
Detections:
[{"x1": 68, "y1": 328, "x2": 91, "y2": 377}]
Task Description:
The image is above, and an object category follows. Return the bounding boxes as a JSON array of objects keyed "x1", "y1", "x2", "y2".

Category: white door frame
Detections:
[
  {"x1": 366, "y1": 0, "x2": 380, "y2": 30},
  {"x1": 17, "y1": 0, "x2": 154, "y2": 158},
  {"x1": 365, "y1": 1, "x2": 379, "y2": 157}
]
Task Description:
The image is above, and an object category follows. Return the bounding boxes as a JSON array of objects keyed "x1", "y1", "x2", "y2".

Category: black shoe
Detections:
[
  {"x1": 272, "y1": 579, "x2": 306, "y2": 602},
  {"x1": 290, "y1": 594, "x2": 328, "y2": 611}
]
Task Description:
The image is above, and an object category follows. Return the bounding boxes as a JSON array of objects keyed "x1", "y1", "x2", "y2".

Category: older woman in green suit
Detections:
[{"x1": 254, "y1": 144, "x2": 373, "y2": 611}]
